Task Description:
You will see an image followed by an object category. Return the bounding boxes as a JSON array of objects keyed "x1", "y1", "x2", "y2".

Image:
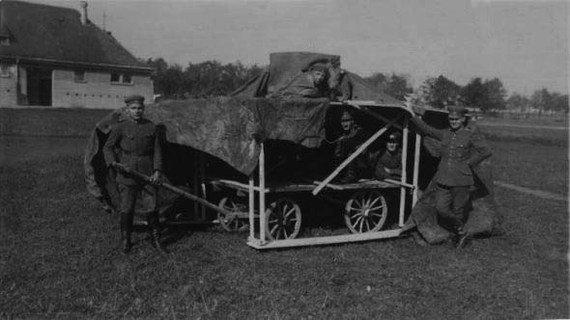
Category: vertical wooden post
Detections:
[
  {"x1": 193, "y1": 152, "x2": 199, "y2": 219},
  {"x1": 399, "y1": 116, "x2": 409, "y2": 227},
  {"x1": 199, "y1": 153, "x2": 206, "y2": 221},
  {"x1": 412, "y1": 132, "x2": 422, "y2": 206},
  {"x1": 259, "y1": 143, "x2": 266, "y2": 243},
  {"x1": 248, "y1": 174, "x2": 255, "y2": 241}
]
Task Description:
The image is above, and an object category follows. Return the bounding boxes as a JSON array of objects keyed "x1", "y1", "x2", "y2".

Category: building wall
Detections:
[
  {"x1": 52, "y1": 69, "x2": 153, "y2": 109},
  {"x1": 0, "y1": 63, "x2": 18, "y2": 106}
]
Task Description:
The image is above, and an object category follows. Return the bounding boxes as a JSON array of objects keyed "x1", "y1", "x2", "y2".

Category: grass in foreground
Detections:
[{"x1": 0, "y1": 138, "x2": 568, "y2": 319}]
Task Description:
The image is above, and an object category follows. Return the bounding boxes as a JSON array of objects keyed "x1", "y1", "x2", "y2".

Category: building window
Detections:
[
  {"x1": 0, "y1": 64, "x2": 11, "y2": 78},
  {"x1": 111, "y1": 73, "x2": 134, "y2": 85},
  {"x1": 122, "y1": 74, "x2": 132, "y2": 84},
  {"x1": 74, "y1": 70, "x2": 86, "y2": 83},
  {"x1": 110, "y1": 73, "x2": 120, "y2": 83}
]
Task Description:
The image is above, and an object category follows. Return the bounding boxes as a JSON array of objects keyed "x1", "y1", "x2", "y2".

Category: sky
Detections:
[{"x1": 28, "y1": 0, "x2": 569, "y2": 95}]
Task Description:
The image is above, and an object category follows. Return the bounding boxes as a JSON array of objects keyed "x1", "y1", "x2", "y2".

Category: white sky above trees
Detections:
[{"x1": 28, "y1": 0, "x2": 568, "y2": 95}]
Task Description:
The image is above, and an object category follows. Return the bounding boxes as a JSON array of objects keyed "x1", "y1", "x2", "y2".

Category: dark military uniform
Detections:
[
  {"x1": 374, "y1": 149, "x2": 402, "y2": 180},
  {"x1": 103, "y1": 113, "x2": 164, "y2": 253},
  {"x1": 411, "y1": 115, "x2": 491, "y2": 231},
  {"x1": 333, "y1": 124, "x2": 368, "y2": 183}
]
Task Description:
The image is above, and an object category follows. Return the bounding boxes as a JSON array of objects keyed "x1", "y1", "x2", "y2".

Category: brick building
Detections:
[{"x1": 0, "y1": 0, "x2": 153, "y2": 108}]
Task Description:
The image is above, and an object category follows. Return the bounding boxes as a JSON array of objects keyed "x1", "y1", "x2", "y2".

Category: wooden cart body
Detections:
[{"x1": 204, "y1": 101, "x2": 444, "y2": 249}]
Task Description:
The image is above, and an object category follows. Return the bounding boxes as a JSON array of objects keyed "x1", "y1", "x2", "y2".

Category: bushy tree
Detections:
[
  {"x1": 418, "y1": 75, "x2": 462, "y2": 109},
  {"x1": 530, "y1": 88, "x2": 569, "y2": 113},
  {"x1": 365, "y1": 72, "x2": 413, "y2": 101},
  {"x1": 146, "y1": 58, "x2": 264, "y2": 99},
  {"x1": 506, "y1": 93, "x2": 531, "y2": 112},
  {"x1": 462, "y1": 77, "x2": 507, "y2": 111}
]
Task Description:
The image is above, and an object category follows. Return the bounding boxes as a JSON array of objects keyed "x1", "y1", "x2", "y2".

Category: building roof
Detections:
[{"x1": 0, "y1": 0, "x2": 150, "y2": 71}]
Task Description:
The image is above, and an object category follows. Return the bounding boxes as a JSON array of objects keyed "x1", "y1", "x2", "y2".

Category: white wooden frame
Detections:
[{"x1": 246, "y1": 101, "x2": 423, "y2": 249}]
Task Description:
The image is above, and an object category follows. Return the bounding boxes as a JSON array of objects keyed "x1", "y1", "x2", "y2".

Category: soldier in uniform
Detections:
[
  {"x1": 333, "y1": 109, "x2": 368, "y2": 183},
  {"x1": 270, "y1": 64, "x2": 329, "y2": 99},
  {"x1": 103, "y1": 95, "x2": 166, "y2": 254},
  {"x1": 373, "y1": 132, "x2": 403, "y2": 180},
  {"x1": 404, "y1": 104, "x2": 492, "y2": 248}
]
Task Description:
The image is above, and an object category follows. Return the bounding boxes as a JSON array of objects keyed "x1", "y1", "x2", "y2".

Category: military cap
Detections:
[
  {"x1": 388, "y1": 132, "x2": 402, "y2": 142},
  {"x1": 124, "y1": 95, "x2": 145, "y2": 105},
  {"x1": 447, "y1": 106, "x2": 467, "y2": 117},
  {"x1": 307, "y1": 63, "x2": 328, "y2": 73}
]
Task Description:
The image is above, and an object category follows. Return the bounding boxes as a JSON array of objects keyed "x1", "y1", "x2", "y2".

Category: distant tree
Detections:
[
  {"x1": 552, "y1": 93, "x2": 569, "y2": 113},
  {"x1": 530, "y1": 88, "x2": 553, "y2": 114},
  {"x1": 364, "y1": 72, "x2": 413, "y2": 101},
  {"x1": 462, "y1": 77, "x2": 507, "y2": 111},
  {"x1": 147, "y1": 58, "x2": 264, "y2": 99},
  {"x1": 483, "y1": 78, "x2": 507, "y2": 110},
  {"x1": 418, "y1": 75, "x2": 462, "y2": 109},
  {"x1": 461, "y1": 77, "x2": 486, "y2": 108},
  {"x1": 506, "y1": 93, "x2": 531, "y2": 112}
]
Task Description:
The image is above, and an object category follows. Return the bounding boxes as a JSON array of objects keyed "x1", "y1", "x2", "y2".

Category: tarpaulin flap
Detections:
[
  {"x1": 85, "y1": 96, "x2": 329, "y2": 177},
  {"x1": 146, "y1": 97, "x2": 329, "y2": 175}
]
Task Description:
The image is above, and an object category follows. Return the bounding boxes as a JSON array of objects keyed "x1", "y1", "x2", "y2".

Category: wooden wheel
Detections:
[
  {"x1": 344, "y1": 191, "x2": 388, "y2": 233},
  {"x1": 218, "y1": 196, "x2": 249, "y2": 232},
  {"x1": 265, "y1": 198, "x2": 302, "y2": 240}
]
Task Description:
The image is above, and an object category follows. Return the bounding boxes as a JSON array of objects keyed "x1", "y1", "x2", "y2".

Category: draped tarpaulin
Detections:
[{"x1": 84, "y1": 96, "x2": 330, "y2": 209}]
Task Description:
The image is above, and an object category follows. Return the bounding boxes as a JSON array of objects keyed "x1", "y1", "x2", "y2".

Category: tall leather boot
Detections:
[
  {"x1": 147, "y1": 212, "x2": 167, "y2": 254},
  {"x1": 120, "y1": 212, "x2": 133, "y2": 253}
]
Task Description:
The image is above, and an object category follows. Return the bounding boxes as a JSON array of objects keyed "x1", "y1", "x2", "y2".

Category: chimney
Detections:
[{"x1": 79, "y1": 1, "x2": 88, "y2": 25}]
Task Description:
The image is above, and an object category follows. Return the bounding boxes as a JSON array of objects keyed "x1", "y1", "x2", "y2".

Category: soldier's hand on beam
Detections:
[{"x1": 150, "y1": 170, "x2": 162, "y2": 185}]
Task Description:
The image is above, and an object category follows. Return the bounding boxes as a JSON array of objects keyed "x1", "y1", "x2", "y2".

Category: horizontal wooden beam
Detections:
[{"x1": 247, "y1": 229, "x2": 403, "y2": 250}]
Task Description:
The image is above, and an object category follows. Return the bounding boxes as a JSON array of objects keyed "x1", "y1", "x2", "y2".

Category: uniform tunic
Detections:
[
  {"x1": 411, "y1": 116, "x2": 491, "y2": 187},
  {"x1": 374, "y1": 149, "x2": 402, "y2": 179},
  {"x1": 103, "y1": 118, "x2": 163, "y2": 186}
]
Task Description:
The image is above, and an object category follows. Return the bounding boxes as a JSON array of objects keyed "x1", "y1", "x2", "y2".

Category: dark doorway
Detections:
[{"x1": 27, "y1": 67, "x2": 52, "y2": 106}]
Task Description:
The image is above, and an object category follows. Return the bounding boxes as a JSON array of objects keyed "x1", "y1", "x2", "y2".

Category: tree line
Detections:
[{"x1": 146, "y1": 58, "x2": 568, "y2": 113}]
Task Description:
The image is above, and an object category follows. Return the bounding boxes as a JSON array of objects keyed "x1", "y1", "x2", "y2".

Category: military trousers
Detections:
[
  {"x1": 435, "y1": 184, "x2": 471, "y2": 230},
  {"x1": 118, "y1": 183, "x2": 159, "y2": 229}
]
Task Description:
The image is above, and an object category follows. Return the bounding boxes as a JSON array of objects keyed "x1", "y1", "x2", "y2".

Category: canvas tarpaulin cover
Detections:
[
  {"x1": 230, "y1": 52, "x2": 340, "y2": 98},
  {"x1": 230, "y1": 51, "x2": 404, "y2": 107},
  {"x1": 84, "y1": 96, "x2": 330, "y2": 210}
]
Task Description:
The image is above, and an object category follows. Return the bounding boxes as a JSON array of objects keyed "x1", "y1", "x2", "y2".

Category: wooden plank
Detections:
[
  {"x1": 384, "y1": 179, "x2": 415, "y2": 189},
  {"x1": 347, "y1": 104, "x2": 403, "y2": 131},
  {"x1": 259, "y1": 143, "x2": 266, "y2": 243},
  {"x1": 330, "y1": 100, "x2": 404, "y2": 108},
  {"x1": 214, "y1": 179, "x2": 268, "y2": 192},
  {"x1": 312, "y1": 114, "x2": 404, "y2": 195},
  {"x1": 247, "y1": 229, "x2": 404, "y2": 249},
  {"x1": 398, "y1": 117, "x2": 410, "y2": 227},
  {"x1": 248, "y1": 175, "x2": 255, "y2": 240},
  {"x1": 412, "y1": 132, "x2": 422, "y2": 206}
]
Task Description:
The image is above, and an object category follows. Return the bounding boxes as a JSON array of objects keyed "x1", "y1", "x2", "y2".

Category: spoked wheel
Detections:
[
  {"x1": 265, "y1": 197, "x2": 302, "y2": 240},
  {"x1": 218, "y1": 196, "x2": 249, "y2": 232},
  {"x1": 344, "y1": 191, "x2": 388, "y2": 233}
]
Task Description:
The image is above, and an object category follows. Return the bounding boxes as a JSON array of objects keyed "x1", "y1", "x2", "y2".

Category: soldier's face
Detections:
[
  {"x1": 312, "y1": 71, "x2": 325, "y2": 85},
  {"x1": 341, "y1": 114, "x2": 353, "y2": 132},
  {"x1": 387, "y1": 141, "x2": 399, "y2": 152},
  {"x1": 127, "y1": 102, "x2": 144, "y2": 121},
  {"x1": 448, "y1": 115, "x2": 465, "y2": 130}
]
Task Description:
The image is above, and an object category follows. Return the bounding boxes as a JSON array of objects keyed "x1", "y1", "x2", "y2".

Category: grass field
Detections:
[{"x1": 1, "y1": 109, "x2": 568, "y2": 319}]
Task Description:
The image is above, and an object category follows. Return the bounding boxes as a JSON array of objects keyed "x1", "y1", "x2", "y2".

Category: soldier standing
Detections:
[
  {"x1": 103, "y1": 95, "x2": 166, "y2": 254},
  {"x1": 403, "y1": 104, "x2": 492, "y2": 248}
]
